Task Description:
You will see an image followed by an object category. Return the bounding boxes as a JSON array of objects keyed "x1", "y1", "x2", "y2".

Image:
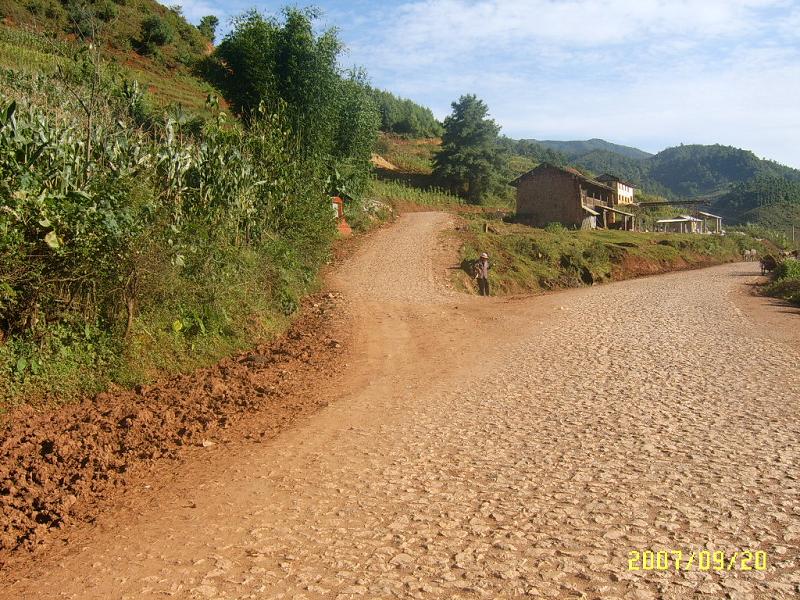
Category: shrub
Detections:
[
  {"x1": 773, "y1": 258, "x2": 800, "y2": 281},
  {"x1": 66, "y1": 1, "x2": 96, "y2": 37},
  {"x1": 140, "y1": 15, "x2": 173, "y2": 52},
  {"x1": 544, "y1": 222, "x2": 568, "y2": 233},
  {"x1": 25, "y1": 0, "x2": 43, "y2": 16},
  {"x1": 95, "y1": 0, "x2": 118, "y2": 22},
  {"x1": 0, "y1": 73, "x2": 334, "y2": 404}
]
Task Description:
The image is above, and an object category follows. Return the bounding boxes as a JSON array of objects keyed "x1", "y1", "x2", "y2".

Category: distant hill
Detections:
[
  {"x1": 711, "y1": 174, "x2": 800, "y2": 227},
  {"x1": 503, "y1": 135, "x2": 800, "y2": 226},
  {"x1": 647, "y1": 144, "x2": 800, "y2": 197},
  {"x1": 529, "y1": 138, "x2": 653, "y2": 161},
  {"x1": 563, "y1": 143, "x2": 800, "y2": 226}
]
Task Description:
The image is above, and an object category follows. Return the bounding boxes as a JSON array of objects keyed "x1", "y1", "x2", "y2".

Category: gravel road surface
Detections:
[{"x1": 3, "y1": 212, "x2": 798, "y2": 599}]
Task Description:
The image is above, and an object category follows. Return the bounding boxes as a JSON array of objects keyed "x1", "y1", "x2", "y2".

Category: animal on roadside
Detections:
[
  {"x1": 743, "y1": 249, "x2": 755, "y2": 262},
  {"x1": 760, "y1": 255, "x2": 778, "y2": 276}
]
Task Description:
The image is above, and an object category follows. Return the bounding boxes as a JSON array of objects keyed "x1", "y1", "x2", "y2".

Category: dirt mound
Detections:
[
  {"x1": 0, "y1": 293, "x2": 349, "y2": 558},
  {"x1": 370, "y1": 153, "x2": 398, "y2": 170}
]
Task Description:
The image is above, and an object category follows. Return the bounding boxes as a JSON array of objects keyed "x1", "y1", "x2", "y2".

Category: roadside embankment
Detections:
[
  {"x1": 0, "y1": 292, "x2": 349, "y2": 558},
  {"x1": 450, "y1": 216, "x2": 767, "y2": 295},
  {"x1": 765, "y1": 258, "x2": 800, "y2": 305}
]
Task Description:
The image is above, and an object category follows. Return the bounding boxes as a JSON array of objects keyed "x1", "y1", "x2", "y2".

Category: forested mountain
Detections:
[
  {"x1": 497, "y1": 136, "x2": 569, "y2": 166},
  {"x1": 647, "y1": 145, "x2": 800, "y2": 197},
  {"x1": 562, "y1": 142, "x2": 800, "y2": 225},
  {"x1": 530, "y1": 138, "x2": 653, "y2": 160},
  {"x1": 712, "y1": 175, "x2": 800, "y2": 227},
  {"x1": 500, "y1": 132, "x2": 800, "y2": 225}
]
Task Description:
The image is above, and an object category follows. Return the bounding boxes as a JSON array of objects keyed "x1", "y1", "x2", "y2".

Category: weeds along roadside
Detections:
[
  {"x1": 0, "y1": 65, "x2": 368, "y2": 409},
  {"x1": 765, "y1": 259, "x2": 800, "y2": 305}
]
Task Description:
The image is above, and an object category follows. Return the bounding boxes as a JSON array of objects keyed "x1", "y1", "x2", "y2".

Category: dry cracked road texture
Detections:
[{"x1": 3, "y1": 212, "x2": 799, "y2": 599}]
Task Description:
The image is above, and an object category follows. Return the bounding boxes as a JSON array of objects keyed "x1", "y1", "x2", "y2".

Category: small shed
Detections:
[
  {"x1": 655, "y1": 215, "x2": 703, "y2": 234},
  {"x1": 581, "y1": 204, "x2": 600, "y2": 229},
  {"x1": 696, "y1": 211, "x2": 723, "y2": 234},
  {"x1": 598, "y1": 205, "x2": 636, "y2": 231}
]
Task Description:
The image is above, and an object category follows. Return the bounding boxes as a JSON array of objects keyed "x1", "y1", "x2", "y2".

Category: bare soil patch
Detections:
[
  {"x1": 610, "y1": 252, "x2": 723, "y2": 280},
  {"x1": 369, "y1": 153, "x2": 398, "y2": 170},
  {"x1": 0, "y1": 292, "x2": 350, "y2": 561},
  {"x1": 730, "y1": 266, "x2": 800, "y2": 352}
]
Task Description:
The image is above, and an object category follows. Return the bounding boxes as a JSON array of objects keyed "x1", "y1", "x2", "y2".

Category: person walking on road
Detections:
[{"x1": 474, "y1": 252, "x2": 491, "y2": 296}]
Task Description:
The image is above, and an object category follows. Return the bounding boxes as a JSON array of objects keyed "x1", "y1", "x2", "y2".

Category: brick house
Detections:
[
  {"x1": 595, "y1": 174, "x2": 637, "y2": 204},
  {"x1": 511, "y1": 163, "x2": 619, "y2": 229}
]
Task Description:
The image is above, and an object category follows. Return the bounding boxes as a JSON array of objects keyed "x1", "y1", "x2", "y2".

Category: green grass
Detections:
[
  {"x1": 766, "y1": 258, "x2": 800, "y2": 305},
  {"x1": 452, "y1": 217, "x2": 764, "y2": 295},
  {"x1": 374, "y1": 134, "x2": 438, "y2": 174},
  {"x1": 766, "y1": 277, "x2": 800, "y2": 305},
  {"x1": 368, "y1": 178, "x2": 463, "y2": 207},
  {"x1": 0, "y1": 23, "x2": 217, "y2": 114}
]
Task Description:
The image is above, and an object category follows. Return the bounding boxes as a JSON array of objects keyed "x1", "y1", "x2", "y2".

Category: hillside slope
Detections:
[{"x1": 0, "y1": 0, "x2": 217, "y2": 112}]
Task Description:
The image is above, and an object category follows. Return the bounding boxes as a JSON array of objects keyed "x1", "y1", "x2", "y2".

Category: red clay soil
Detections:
[
  {"x1": 610, "y1": 253, "x2": 721, "y2": 280},
  {"x1": 0, "y1": 292, "x2": 349, "y2": 563}
]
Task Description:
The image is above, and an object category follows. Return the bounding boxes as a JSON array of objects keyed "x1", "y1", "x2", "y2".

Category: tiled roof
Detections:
[{"x1": 510, "y1": 163, "x2": 615, "y2": 191}]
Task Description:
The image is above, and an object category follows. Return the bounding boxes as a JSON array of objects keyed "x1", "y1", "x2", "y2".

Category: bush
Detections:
[
  {"x1": 66, "y1": 1, "x2": 96, "y2": 37},
  {"x1": 140, "y1": 15, "x2": 173, "y2": 52},
  {"x1": 544, "y1": 222, "x2": 567, "y2": 233},
  {"x1": 95, "y1": 0, "x2": 118, "y2": 22},
  {"x1": 773, "y1": 258, "x2": 800, "y2": 281},
  {"x1": 0, "y1": 73, "x2": 335, "y2": 405}
]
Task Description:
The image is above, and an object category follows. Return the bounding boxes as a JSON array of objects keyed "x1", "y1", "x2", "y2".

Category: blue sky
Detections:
[{"x1": 172, "y1": 0, "x2": 800, "y2": 167}]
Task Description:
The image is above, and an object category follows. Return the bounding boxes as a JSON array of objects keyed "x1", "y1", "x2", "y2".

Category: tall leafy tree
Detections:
[
  {"x1": 434, "y1": 94, "x2": 505, "y2": 204},
  {"x1": 211, "y1": 8, "x2": 378, "y2": 193},
  {"x1": 214, "y1": 9, "x2": 341, "y2": 152},
  {"x1": 198, "y1": 15, "x2": 219, "y2": 43},
  {"x1": 333, "y1": 70, "x2": 380, "y2": 196}
]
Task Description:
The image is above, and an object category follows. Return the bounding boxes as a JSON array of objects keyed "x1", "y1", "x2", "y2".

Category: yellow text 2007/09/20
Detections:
[{"x1": 628, "y1": 550, "x2": 767, "y2": 572}]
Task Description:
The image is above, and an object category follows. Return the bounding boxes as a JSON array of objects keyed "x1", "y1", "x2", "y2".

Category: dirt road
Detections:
[{"x1": 3, "y1": 213, "x2": 799, "y2": 599}]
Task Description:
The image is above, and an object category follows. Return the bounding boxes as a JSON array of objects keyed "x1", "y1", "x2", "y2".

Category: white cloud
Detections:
[
  {"x1": 346, "y1": 0, "x2": 800, "y2": 166},
  {"x1": 362, "y1": 0, "x2": 784, "y2": 69},
  {"x1": 154, "y1": 0, "x2": 800, "y2": 165},
  {"x1": 490, "y1": 43, "x2": 800, "y2": 165}
]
